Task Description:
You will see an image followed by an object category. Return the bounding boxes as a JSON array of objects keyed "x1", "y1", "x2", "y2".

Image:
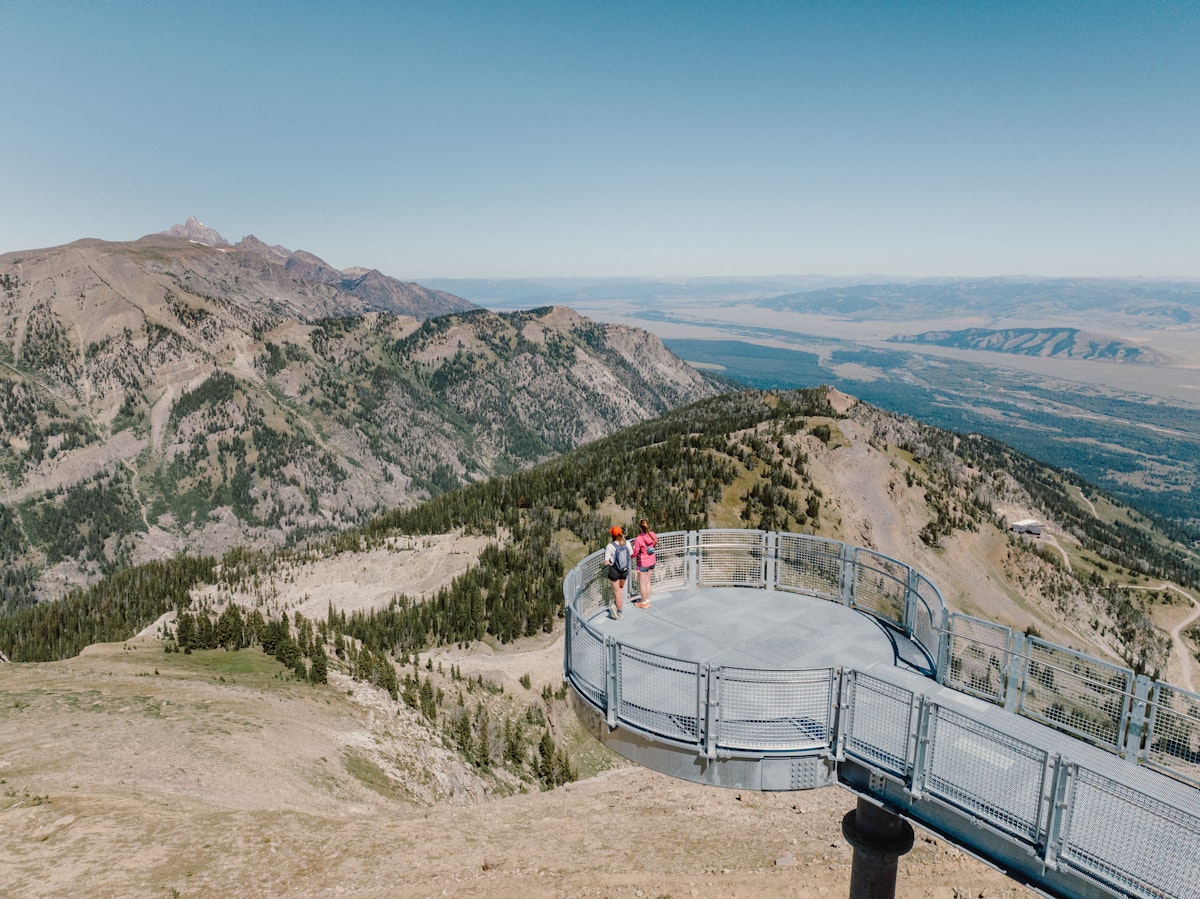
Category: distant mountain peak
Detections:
[
  {"x1": 237, "y1": 234, "x2": 291, "y2": 261},
  {"x1": 164, "y1": 217, "x2": 229, "y2": 247}
]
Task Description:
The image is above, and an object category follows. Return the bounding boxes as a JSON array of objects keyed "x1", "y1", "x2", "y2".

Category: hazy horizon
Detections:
[{"x1": 3, "y1": 1, "x2": 1198, "y2": 279}]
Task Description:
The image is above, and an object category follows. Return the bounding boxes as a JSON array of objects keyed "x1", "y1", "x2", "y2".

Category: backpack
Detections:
[{"x1": 611, "y1": 543, "x2": 631, "y2": 576}]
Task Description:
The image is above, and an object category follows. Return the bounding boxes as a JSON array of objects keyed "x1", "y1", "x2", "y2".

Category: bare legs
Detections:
[
  {"x1": 610, "y1": 577, "x2": 625, "y2": 617},
  {"x1": 634, "y1": 569, "x2": 652, "y2": 608}
]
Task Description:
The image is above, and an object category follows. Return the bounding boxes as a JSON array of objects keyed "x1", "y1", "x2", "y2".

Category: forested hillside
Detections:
[{"x1": 5, "y1": 387, "x2": 1196, "y2": 682}]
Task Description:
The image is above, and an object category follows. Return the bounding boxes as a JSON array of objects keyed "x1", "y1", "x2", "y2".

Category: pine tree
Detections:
[
  {"x1": 454, "y1": 709, "x2": 473, "y2": 756},
  {"x1": 537, "y1": 730, "x2": 556, "y2": 785},
  {"x1": 474, "y1": 705, "x2": 491, "y2": 769},
  {"x1": 419, "y1": 679, "x2": 436, "y2": 721},
  {"x1": 504, "y1": 716, "x2": 523, "y2": 765},
  {"x1": 197, "y1": 613, "x2": 217, "y2": 649},
  {"x1": 216, "y1": 603, "x2": 244, "y2": 650},
  {"x1": 176, "y1": 612, "x2": 196, "y2": 651},
  {"x1": 309, "y1": 647, "x2": 328, "y2": 684},
  {"x1": 275, "y1": 636, "x2": 299, "y2": 668}
]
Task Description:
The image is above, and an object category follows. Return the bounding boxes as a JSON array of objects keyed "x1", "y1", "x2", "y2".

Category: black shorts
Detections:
[{"x1": 608, "y1": 565, "x2": 628, "y2": 581}]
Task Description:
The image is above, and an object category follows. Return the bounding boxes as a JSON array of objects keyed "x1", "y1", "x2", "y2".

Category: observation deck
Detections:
[{"x1": 563, "y1": 530, "x2": 1200, "y2": 899}]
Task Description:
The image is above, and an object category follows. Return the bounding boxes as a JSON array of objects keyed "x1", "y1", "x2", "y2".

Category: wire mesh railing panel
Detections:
[
  {"x1": 1145, "y1": 682, "x2": 1200, "y2": 788},
  {"x1": 850, "y1": 552, "x2": 907, "y2": 627},
  {"x1": 716, "y1": 667, "x2": 835, "y2": 752},
  {"x1": 576, "y1": 550, "x2": 610, "y2": 619},
  {"x1": 559, "y1": 528, "x2": 1200, "y2": 899},
  {"x1": 945, "y1": 614, "x2": 1012, "y2": 704},
  {"x1": 616, "y1": 645, "x2": 702, "y2": 745},
  {"x1": 1020, "y1": 639, "x2": 1132, "y2": 752},
  {"x1": 910, "y1": 575, "x2": 943, "y2": 665},
  {"x1": 697, "y1": 530, "x2": 766, "y2": 587},
  {"x1": 775, "y1": 534, "x2": 842, "y2": 599},
  {"x1": 567, "y1": 613, "x2": 608, "y2": 710},
  {"x1": 924, "y1": 705, "x2": 1050, "y2": 845},
  {"x1": 842, "y1": 672, "x2": 915, "y2": 778},
  {"x1": 856, "y1": 548, "x2": 908, "y2": 585},
  {"x1": 1059, "y1": 765, "x2": 1200, "y2": 899},
  {"x1": 632, "y1": 529, "x2": 688, "y2": 597}
]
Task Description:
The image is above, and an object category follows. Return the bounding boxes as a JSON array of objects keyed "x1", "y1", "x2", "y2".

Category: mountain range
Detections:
[
  {"x1": 3, "y1": 233, "x2": 1199, "y2": 896},
  {"x1": 0, "y1": 223, "x2": 722, "y2": 603},
  {"x1": 889, "y1": 326, "x2": 1164, "y2": 363},
  {"x1": 445, "y1": 276, "x2": 1200, "y2": 537}
]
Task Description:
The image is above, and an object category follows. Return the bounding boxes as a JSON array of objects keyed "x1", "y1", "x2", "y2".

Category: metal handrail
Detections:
[{"x1": 564, "y1": 530, "x2": 1200, "y2": 782}]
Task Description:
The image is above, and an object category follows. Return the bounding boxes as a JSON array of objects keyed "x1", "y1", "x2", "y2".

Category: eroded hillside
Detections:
[{"x1": 0, "y1": 236, "x2": 721, "y2": 603}]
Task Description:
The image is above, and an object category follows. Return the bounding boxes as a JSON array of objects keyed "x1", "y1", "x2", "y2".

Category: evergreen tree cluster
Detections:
[
  {"x1": 0, "y1": 555, "x2": 215, "y2": 662},
  {"x1": 0, "y1": 375, "x2": 97, "y2": 471},
  {"x1": 17, "y1": 302, "x2": 76, "y2": 378},
  {"x1": 166, "y1": 604, "x2": 332, "y2": 685},
  {"x1": 394, "y1": 655, "x2": 575, "y2": 789},
  {"x1": 18, "y1": 467, "x2": 145, "y2": 571},
  {"x1": 328, "y1": 529, "x2": 565, "y2": 656},
  {"x1": 170, "y1": 603, "x2": 260, "y2": 653}
]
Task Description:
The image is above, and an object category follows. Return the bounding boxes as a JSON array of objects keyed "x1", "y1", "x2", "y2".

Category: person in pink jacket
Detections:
[{"x1": 630, "y1": 518, "x2": 658, "y2": 609}]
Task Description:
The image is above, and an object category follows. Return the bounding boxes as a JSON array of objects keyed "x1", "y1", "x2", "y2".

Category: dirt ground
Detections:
[
  {"x1": 0, "y1": 634, "x2": 1036, "y2": 899},
  {"x1": 190, "y1": 531, "x2": 502, "y2": 623}
]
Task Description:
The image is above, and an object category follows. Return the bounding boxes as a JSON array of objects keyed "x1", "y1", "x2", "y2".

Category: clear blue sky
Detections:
[{"x1": 2, "y1": 0, "x2": 1197, "y2": 279}]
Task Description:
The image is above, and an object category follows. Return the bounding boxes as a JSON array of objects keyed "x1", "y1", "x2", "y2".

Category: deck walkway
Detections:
[{"x1": 571, "y1": 584, "x2": 1200, "y2": 899}]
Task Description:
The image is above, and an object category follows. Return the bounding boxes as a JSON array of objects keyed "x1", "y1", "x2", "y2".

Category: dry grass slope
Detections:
[{"x1": 0, "y1": 636, "x2": 1034, "y2": 899}]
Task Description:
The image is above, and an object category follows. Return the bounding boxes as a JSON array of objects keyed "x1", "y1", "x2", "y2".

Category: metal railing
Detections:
[
  {"x1": 563, "y1": 530, "x2": 1200, "y2": 899},
  {"x1": 942, "y1": 610, "x2": 1200, "y2": 787},
  {"x1": 840, "y1": 670, "x2": 1200, "y2": 899}
]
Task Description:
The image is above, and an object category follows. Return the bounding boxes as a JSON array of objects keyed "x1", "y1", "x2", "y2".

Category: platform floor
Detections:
[
  {"x1": 587, "y1": 586, "x2": 931, "y2": 673},
  {"x1": 586, "y1": 584, "x2": 1197, "y2": 808},
  {"x1": 576, "y1": 583, "x2": 1200, "y2": 898}
]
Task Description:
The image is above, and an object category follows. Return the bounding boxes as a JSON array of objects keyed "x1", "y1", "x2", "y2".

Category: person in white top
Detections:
[{"x1": 604, "y1": 525, "x2": 630, "y2": 619}]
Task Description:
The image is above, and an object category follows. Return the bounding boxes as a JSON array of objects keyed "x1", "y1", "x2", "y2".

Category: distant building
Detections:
[{"x1": 1011, "y1": 519, "x2": 1042, "y2": 536}]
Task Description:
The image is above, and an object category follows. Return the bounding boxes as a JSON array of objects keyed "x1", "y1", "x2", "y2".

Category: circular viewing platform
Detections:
[
  {"x1": 563, "y1": 529, "x2": 1200, "y2": 899},
  {"x1": 563, "y1": 530, "x2": 943, "y2": 791}
]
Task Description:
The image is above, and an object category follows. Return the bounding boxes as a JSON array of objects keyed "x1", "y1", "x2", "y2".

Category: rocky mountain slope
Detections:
[
  {"x1": 0, "y1": 230, "x2": 722, "y2": 603},
  {"x1": 8, "y1": 386, "x2": 1196, "y2": 675}
]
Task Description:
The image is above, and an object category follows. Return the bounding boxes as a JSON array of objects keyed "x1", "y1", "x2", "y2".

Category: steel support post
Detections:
[
  {"x1": 1121, "y1": 674, "x2": 1153, "y2": 762},
  {"x1": 765, "y1": 531, "x2": 777, "y2": 590},
  {"x1": 903, "y1": 568, "x2": 920, "y2": 636},
  {"x1": 934, "y1": 609, "x2": 952, "y2": 684},
  {"x1": 839, "y1": 543, "x2": 856, "y2": 607},
  {"x1": 1004, "y1": 631, "x2": 1027, "y2": 713},
  {"x1": 841, "y1": 799, "x2": 915, "y2": 899}
]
